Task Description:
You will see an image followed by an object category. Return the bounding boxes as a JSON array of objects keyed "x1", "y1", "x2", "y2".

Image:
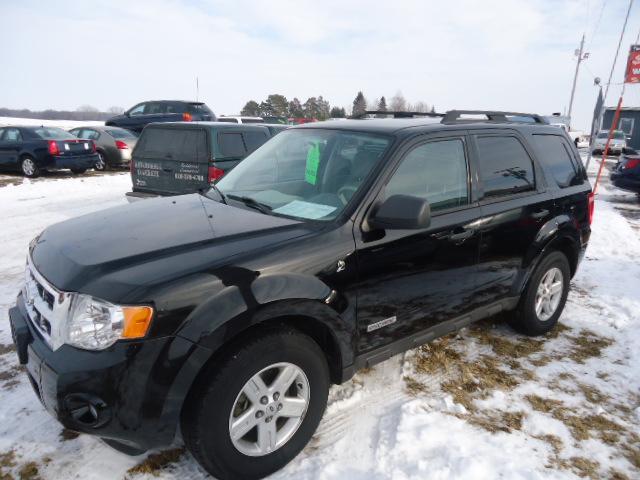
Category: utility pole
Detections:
[{"x1": 567, "y1": 33, "x2": 588, "y2": 130}]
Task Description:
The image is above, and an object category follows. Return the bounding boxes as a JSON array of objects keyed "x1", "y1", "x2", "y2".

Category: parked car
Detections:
[
  {"x1": 10, "y1": 110, "x2": 593, "y2": 480},
  {"x1": 217, "y1": 116, "x2": 264, "y2": 124},
  {"x1": 611, "y1": 147, "x2": 640, "y2": 194},
  {"x1": 126, "y1": 122, "x2": 274, "y2": 201},
  {"x1": 69, "y1": 126, "x2": 138, "y2": 170},
  {"x1": 591, "y1": 129, "x2": 627, "y2": 155},
  {"x1": 0, "y1": 126, "x2": 98, "y2": 177},
  {"x1": 105, "y1": 100, "x2": 215, "y2": 134}
]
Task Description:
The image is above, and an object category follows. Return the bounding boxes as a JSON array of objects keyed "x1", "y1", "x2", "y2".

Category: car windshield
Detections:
[
  {"x1": 34, "y1": 127, "x2": 77, "y2": 140},
  {"x1": 105, "y1": 128, "x2": 137, "y2": 139},
  {"x1": 215, "y1": 128, "x2": 392, "y2": 221}
]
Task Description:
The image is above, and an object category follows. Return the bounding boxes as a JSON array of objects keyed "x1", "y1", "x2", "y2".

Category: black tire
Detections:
[
  {"x1": 70, "y1": 168, "x2": 87, "y2": 174},
  {"x1": 20, "y1": 156, "x2": 40, "y2": 178},
  {"x1": 182, "y1": 329, "x2": 329, "y2": 480},
  {"x1": 95, "y1": 151, "x2": 108, "y2": 171},
  {"x1": 510, "y1": 251, "x2": 570, "y2": 336}
]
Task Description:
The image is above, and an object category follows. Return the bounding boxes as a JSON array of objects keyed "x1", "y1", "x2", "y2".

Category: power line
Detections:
[{"x1": 603, "y1": 0, "x2": 634, "y2": 103}]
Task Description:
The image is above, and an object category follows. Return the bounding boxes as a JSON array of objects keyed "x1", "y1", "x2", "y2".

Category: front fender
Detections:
[{"x1": 175, "y1": 272, "x2": 355, "y2": 367}]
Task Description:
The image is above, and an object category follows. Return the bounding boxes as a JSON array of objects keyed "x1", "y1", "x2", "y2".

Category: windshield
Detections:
[
  {"x1": 598, "y1": 131, "x2": 626, "y2": 140},
  {"x1": 34, "y1": 127, "x2": 76, "y2": 140},
  {"x1": 216, "y1": 128, "x2": 392, "y2": 221}
]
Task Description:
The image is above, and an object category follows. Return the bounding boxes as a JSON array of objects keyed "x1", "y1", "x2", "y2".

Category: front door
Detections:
[
  {"x1": 354, "y1": 135, "x2": 481, "y2": 353},
  {"x1": 0, "y1": 128, "x2": 22, "y2": 168}
]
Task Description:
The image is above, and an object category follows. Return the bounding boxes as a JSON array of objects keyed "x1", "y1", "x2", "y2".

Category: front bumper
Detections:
[
  {"x1": 9, "y1": 294, "x2": 210, "y2": 452},
  {"x1": 52, "y1": 154, "x2": 99, "y2": 170}
]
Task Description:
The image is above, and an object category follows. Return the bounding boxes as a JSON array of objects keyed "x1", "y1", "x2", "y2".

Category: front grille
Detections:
[{"x1": 23, "y1": 257, "x2": 73, "y2": 351}]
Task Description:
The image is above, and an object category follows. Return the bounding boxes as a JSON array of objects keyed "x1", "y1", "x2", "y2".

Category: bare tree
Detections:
[
  {"x1": 76, "y1": 105, "x2": 99, "y2": 112},
  {"x1": 107, "y1": 106, "x2": 125, "y2": 114},
  {"x1": 390, "y1": 91, "x2": 407, "y2": 111},
  {"x1": 413, "y1": 101, "x2": 430, "y2": 113}
]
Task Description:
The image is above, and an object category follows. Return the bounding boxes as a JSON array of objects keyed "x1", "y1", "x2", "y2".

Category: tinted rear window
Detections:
[
  {"x1": 244, "y1": 131, "x2": 269, "y2": 153},
  {"x1": 218, "y1": 118, "x2": 239, "y2": 123},
  {"x1": 219, "y1": 132, "x2": 246, "y2": 157},
  {"x1": 34, "y1": 127, "x2": 76, "y2": 140},
  {"x1": 188, "y1": 103, "x2": 214, "y2": 115},
  {"x1": 136, "y1": 128, "x2": 208, "y2": 162},
  {"x1": 531, "y1": 134, "x2": 582, "y2": 188},
  {"x1": 476, "y1": 136, "x2": 535, "y2": 197}
]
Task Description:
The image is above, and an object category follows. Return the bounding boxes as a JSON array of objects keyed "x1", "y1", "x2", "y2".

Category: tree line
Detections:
[
  {"x1": 0, "y1": 105, "x2": 124, "y2": 121},
  {"x1": 240, "y1": 91, "x2": 431, "y2": 120}
]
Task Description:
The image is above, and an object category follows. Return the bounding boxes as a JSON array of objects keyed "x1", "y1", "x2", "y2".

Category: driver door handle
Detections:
[{"x1": 530, "y1": 209, "x2": 549, "y2": 219}]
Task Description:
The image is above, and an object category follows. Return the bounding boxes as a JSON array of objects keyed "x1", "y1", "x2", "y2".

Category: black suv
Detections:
[
  {"x1": 126, "y1": 122, "x2": 283, "y2": 200},
  {"x1": 10, "y1": 111, "x2": 593, "y2": 480},
  {"x1": 105, "y1": 100, "x2": 215, "y2": 133}
]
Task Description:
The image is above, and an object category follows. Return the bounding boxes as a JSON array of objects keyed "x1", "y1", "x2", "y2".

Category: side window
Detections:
[
  {"x1": 145, "y1": 102, "x2": 165, "y2": 115},
  {"x1": 475, "y1": 136, "x2": 535, "y2": 198},
  {"x1": 78, "y1": 129, "x2": 99, "y2": 140},
  {"x1": 129, "y1": 104, "x2": 146, "y2": 116},
  {"x1": 385, "y1": 138, "x2": 469, "y2": 212},
  {"x1": 219, "y1": 132, "x2": 246, "y2": 157},
  {"x1": 243, "y1": 131, "x2": 269, "y2": 153},
  {"x1": 531, "y1": 134, "x2": 582, "y2": 188},
  {"x1": 4, "y1": 128, "x2": 22, "y2": 142},
  {"x1": 0, "y1": 129, "x2": 5, "y2": 141}
]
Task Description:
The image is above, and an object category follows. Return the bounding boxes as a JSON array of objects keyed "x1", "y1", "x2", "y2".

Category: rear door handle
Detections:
[
  {"x1": 530, "y1": 209, "x2": 549, "y2": 219},
  {"x1": 449, "y1": 229, "x2": 474, "y2": 242}
]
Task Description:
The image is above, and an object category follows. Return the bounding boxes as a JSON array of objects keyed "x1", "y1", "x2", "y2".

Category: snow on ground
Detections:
[
  {"x1": 0, "y1": 156, "x2": 638, "y2": 479},
  {"x1": 0, "y1": 116, "x2": 104, "y2": 129}
]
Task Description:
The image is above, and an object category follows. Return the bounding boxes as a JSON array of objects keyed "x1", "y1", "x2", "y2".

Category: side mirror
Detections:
[{"x1": 369, "y1": 194, "x2": 431, "y2": 230}]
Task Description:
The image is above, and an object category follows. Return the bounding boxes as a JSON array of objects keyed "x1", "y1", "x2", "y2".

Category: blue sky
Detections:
[{"x1": 1, "y1": 0, "x2": 639, "y2": 130}]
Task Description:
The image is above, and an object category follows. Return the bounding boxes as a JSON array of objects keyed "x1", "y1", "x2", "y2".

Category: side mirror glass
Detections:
[{"x1": 369, "y1": 194, "x2": 431, "y2": 230}]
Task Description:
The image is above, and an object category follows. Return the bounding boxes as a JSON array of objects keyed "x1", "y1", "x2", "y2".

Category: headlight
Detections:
[{"x1": 66, "y1": 294, "x2": 153, "y2": 350}]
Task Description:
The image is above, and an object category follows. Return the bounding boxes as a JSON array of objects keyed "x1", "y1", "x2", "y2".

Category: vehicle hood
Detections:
[
  {"x1": 106, "y1": 114, "x2": 127, "y2": 123},
  {"x1": 30, "y1": 194, "x2": 307, "y2": 298}
]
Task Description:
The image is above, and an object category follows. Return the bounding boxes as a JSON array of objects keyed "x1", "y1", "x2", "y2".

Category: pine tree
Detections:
[
  {"x1": 352, "y1": 91, "x2": 367, "y2": 118},
  {"x1": 330, "y1": 107, "x2": 346, "y2": 118},
  {"x1": 240, "y1": 100, "x2": 261, "y2": 116},
  {"x1": 266, "y1": 94, "x2": 289, "y2": 117},
  {"x1": 303, "y1": 97, "x2": 320, "y2": 119},
  {"x1": 317, "y1": 95, "x2": 331, "y2": 120},
  {"x1": 376, "y1": 96, "x2": 388, "y2": 118},
  {"x1": 288, "y1": 98, "x2": 304, "y2": 118}
]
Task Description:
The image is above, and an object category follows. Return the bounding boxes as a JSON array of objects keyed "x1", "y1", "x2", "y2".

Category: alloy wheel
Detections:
[
  {"x1": 228, "y1": 362, "x2": 310, "y2": 457},
  {"x1": 535, "y1": 267, "x2": 563, "y2": 321},
  {"x1": 22, "y1": 158, "x2": 35, "y2": 176},
  {"x1": 95, "y1": 153, "x2": 106, "y2": 170}
]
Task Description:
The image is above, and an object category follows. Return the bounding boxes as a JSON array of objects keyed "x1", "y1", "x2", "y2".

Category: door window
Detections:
[
  {"x1": 145, "y1": 102, "x2": 166, "y2": 115},
  {"x1": 243, "y1": 131, "x2": 269, "y2": 153},
  {"x1": 129, "y1": 104, "x2": 146, "y2": 116},
  {"x1": 385, "y1": 138, "x2": 469, "y2": 212},
  {"x1": 3, "y1": 128, "x2": 22, "y2": 142},
  {"x1": 619, "y1": 117, "x2": 634, "y2": 137},
  {"x1": 219, "y1": 132, "x2": 246, "y2": 157},
  {"x1": 475, "y1": 136, "x2": 535, "y2": 197},
  {"x1": 531, "y1": 134, "x2": 582, "y2": 188}
]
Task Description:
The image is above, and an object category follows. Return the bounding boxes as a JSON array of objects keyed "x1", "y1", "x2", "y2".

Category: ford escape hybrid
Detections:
[{"x1": 10, "y1": 110, "x2": 593, "y2": 480}]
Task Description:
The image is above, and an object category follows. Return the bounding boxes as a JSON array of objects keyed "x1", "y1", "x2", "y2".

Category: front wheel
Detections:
[
  {"x1": 182, "y1": 330, "x2": 329, "y2": 480},
  {"x1": 510, "y1": 251, "x2": 570, "y2": 336},
  {"x1": 95, "y1": 152, "x2": 107, "y2": 171}
]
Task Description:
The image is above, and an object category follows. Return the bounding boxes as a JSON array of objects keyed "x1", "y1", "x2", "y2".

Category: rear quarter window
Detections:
[
  {"x1": 243, "y1": 131, "x2": 269, "y2": 153},
  {"x1": 531, "y1": 134, "x2": 582, "y2": 188}
]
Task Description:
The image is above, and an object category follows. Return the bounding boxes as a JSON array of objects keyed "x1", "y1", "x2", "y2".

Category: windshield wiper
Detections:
[
  {"x1": 227, "y1": 194, "x2": 273, "y2": 215},
  {"x1": 203, "y1": 184, "x2": 227, "y2": 204}
]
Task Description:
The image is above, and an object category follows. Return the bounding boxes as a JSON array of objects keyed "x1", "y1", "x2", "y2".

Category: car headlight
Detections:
[{"x1": 66, "y1": 294, "x2": 153, "y2": 350}]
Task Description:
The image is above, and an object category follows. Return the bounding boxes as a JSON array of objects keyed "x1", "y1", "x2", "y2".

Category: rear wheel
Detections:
[
  {"x1": 510, "y1": 251, "x2": 570, "y2": 336},
  {"x1": 182, "y1": 330, "x2": 329, "y2": 480},
  {"x1": 20, "y1": 156, "x2": 40, "y2": 178},
  {"x1": 95, "y1": 151, "x2": 107, "y2": 171}
]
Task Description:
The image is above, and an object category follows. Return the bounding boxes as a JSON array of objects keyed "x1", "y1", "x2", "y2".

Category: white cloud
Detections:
[{"x1": 0, "y1": 0, "x2": 638, "y2": 130}]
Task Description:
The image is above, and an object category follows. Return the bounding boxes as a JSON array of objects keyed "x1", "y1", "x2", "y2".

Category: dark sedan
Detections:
[
  {"x1": 611, "y1": 148, "x2": 640, "y2": 195},
  {"x1": 69, "y1": 126, "x2": 137, "y2": 170},
  {"x1": 0, "y1": 126, "x2": 98, "y2": 177},
  {"x1": 105, "y1": 100, "x2": 216, "y2": 134}
]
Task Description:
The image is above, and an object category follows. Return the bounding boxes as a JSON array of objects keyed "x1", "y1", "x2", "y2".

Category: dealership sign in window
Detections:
[{"x1": 625, "y1": 44, "x2": 640, "y2": 83}]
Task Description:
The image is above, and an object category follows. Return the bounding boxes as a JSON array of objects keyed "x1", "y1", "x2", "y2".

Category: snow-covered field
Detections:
[
  {"x1": 0, "y1": 116, "x2": 104, "y2": 129},
  {"x1": 0, "y1": 159, "x2": 638, "y2": 480}
]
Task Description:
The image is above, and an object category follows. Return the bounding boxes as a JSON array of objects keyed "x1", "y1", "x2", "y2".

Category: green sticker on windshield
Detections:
[{"x1": 305, "y1": 142, "x2": 320, "y2": 185}]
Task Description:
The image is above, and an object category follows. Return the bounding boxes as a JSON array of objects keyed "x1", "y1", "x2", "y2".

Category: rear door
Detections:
[
  {"x1": 131, "y1": 126, "x2": 210, "y2": 194},
  {"x1": 472, "y1": 130, "x2": 555, "y2": 306}
]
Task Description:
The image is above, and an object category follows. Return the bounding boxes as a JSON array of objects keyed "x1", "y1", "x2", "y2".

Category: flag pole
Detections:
[{"x1": 593, "y1": 85, "x2": 626, "y2": 194}]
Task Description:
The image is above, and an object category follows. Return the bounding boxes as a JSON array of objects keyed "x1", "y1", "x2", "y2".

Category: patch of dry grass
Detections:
[
  {"x1": 533, "y1": 433, "x2": 563, "y2": 455},
  {"x1": 403, "y1": 376, "x2": 426, "y2": 396},
  {"x1": 0, "y1": 344, "x2": 15, "y2": 356},
  {"x1": 0, "y1": 451, "x2": 16, "y2": 480},
  {"x1": 18, "y1": 463, "x2": 40, "y2": 480},
  {"x1": 526, "y1": 394, "x2": 564, "y2": 413},
  {"x1": 127, "y1": 448, "x2": 184, "y2": 477},
  {"x1": 567, "y1": 329, "x2": 614, "y2": 364},
  {"x1": 59, "y1": 429, "x2": 79, "y2": 441},
  {"x1": 465, "y1": 410, "x2": 525, "y2": 434},
  {"x1": 413, "y1": 335, "x2": 460, "y2": 375},
  {"x1": 567, "y1": 456, "x2": 600, "y2": 479}
]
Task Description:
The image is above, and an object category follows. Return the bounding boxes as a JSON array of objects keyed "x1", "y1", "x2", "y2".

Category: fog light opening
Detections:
[{"x1": 63, "y1": 393, "x2": 111, "y2": 428}]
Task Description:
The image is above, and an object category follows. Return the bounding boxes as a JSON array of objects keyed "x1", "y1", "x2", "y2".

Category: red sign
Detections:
[{"x1": 625, "y1": 45, "x2": 640, "y2": 83}]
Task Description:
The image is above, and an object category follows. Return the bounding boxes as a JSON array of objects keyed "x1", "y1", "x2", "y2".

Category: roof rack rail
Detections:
[
  {"x1": 442, "y1": 110, "x2": 548, "y2": 124},
  {"x1": 354, "y1": 110, "x2": 445, "y2": 119}
]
